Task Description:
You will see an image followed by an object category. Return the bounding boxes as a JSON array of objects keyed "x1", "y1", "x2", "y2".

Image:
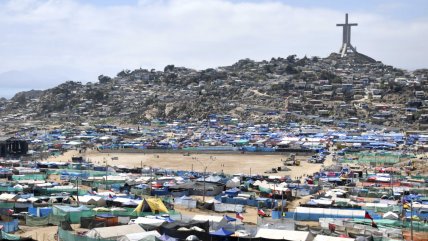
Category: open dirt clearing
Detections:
[{"x1": 47, "y1": 150, "x2": 329, "y2": 178}]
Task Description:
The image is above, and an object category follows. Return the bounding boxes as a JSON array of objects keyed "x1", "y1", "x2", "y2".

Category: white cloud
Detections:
[{"x1": 0, "y1": 0, "x2": 427, "y2": 97}]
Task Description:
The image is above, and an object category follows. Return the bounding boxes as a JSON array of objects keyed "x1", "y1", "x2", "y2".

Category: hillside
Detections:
[{"x1": 1, "y1": 52, "x2": 427, "y2": 128}]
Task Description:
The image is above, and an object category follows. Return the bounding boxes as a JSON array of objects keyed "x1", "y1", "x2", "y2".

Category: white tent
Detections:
[
  {"x1": 85, "y1": 224, "x2": 145, "y2": 239},
  {"x1": 73, "y1": 195, "x2": 106, "y2": 206},
  {"x1": 192, "y1": 215, "x2": 226, "y2": 224},
  {"x1": 128, "y1": 217, "x2": 166, "y2": 227},
  {"x1": 226, "y1": 177, "x2": 240, "y2": 188},
  {"x1": 192, "y1": 215, "x2": 228, "y2": 229},
  {"x1": 0, "y1": 193, "x2": 18, "y2": 201},
  {"x1": 255, "y1": 229, "x2": 312, "y2": 241},
  {"x1": 174, "y1": 196, "x2": 197, "y2": 209},
  {"x1": 313, "y1": 235, "x2": 355, "y2": 241},
  {"x1": 118, "y1": 230, "x2": 161, "y2": 241},
  {"x1": 382, "y1": 211, "x2": 399, "y2": 220}
]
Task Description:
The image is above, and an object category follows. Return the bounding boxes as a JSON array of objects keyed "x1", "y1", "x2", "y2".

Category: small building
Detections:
[{"x1": 0, "y1": 137, "x2": 28, "y2": 158}]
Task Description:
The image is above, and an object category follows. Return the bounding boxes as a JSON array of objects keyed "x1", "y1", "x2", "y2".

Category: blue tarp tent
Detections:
[
  {"x1": 225, "y1": 188, "x2": 240, "y2": 197},
  {"x1": 224, "y1": 215, "x2": 236, "y2": 222},
  {"x1": 156, "y1": 216, "x2": 175, "y2": 223},
  {"x1": 159, "y1": 234, "x2": 178, "y2": 241},
  {"x1": 210, "y1": 228, "x2": 234, "y2": 236}
]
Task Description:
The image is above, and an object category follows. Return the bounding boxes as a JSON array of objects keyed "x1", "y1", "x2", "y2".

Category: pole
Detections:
[
  {"x1": 250, "y1": 168, "x2": 251, "y2": 177},
  {"x1": 150, "y1": 168, "x2": 153, "y2": 195},
  {"x1": 390, "y1": 171, "x2": 393, "y2": 196},
  {"x1": 203, "y1": 166, "x2": 207, "y2": 203},
  {"x1": 105, "y1": 158, "x2": 108, "y2": 189},
  {"x1": 410, "y1": 201, "x2": 414, "y2": 241},
  {"x1": 76, "y1": 177, "x2": 79, "y2": 205},
  {"x1": 272, "y1": 182, "x2": 276, "y2": 209},
  {"x1": 281, "y1": 190, "x2": 284, "y2": 220}
]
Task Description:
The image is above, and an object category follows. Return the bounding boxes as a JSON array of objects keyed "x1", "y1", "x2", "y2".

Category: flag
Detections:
[
  {"x1": 236, "y1": 212, "x2": 244, "y2": 221},
  {"x1": 371, "y1": 221, "x2": 378, "y2": 229},
  {"x1": 328, "y1": 223, "x2": 336, "y2": 232},
  {"x1": 258, "y1": 209, "x2": 267, "y2": 217},
  {"x1": 364, "y1": 211, "x2": 373, "y2": 220}
]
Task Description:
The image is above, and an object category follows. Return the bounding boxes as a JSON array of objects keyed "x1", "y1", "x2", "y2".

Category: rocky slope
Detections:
[{"x1": 1, "y1": 53, "x2": 427, "y2": 127}]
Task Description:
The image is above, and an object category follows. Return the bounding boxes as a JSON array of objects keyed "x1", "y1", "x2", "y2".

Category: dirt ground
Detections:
[
  {"x1": 17, "y1": 226, "x2": 57, "y2": 241},
  {"x1": 47, "y1": 149, "x2": 330, "y2": 178}
]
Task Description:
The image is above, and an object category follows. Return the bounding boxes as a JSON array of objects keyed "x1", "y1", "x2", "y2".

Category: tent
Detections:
[
  {"x1": 226, "y1": 177, "x2": 241, "y2": 188},
  {"x1": 118, "y1": 230, "x2": 161, "y2": 241},
  {"x1": 313, "y1": 235, "x2": 355, "y2": 241},
  {"x1": 382, "y1": 211, "x2": 399, "y2": 220},
  {"x1": 134, "y1": 198, "x2": 169, "y2": 214},
  {"x1": 174, "y1": 196, "x2": 197, "y2": 209},
  {"x1": 0, "y1": 193, "x2": 18, "y2": 201},
  {"x1": 159, "y1": 233, "x2": 178, "y2": 241},
  {"x1": 129, "y1": 217, "x2": 166, "y2": 227},
  {"x1": 85, "y1": 224, "x2": 145, "y2": 239},
  {"x1": 93, "y1": 207, "x2": 110, "y2": 212},
  {"x1": 255, "y1": 229, "x2": 312, "y2": 241},
  {"x1": 225, "y1": 188, "x2": 240, "y2": 197},
  {"x1": 210, "y1": 228, "x2": 234, "y2": 236},
  {"x1": 224, "y1": 215, "x2": 236, "y2": 222},
  {"x1": 74, "y1": 195, "x2": 106, "y2": 206},
  {"x1": 192, "y1": 215, "x2": 228, "y2": 228},
  {"x1": 185, "y1": 235, "x2": 200, "y2": 241}
]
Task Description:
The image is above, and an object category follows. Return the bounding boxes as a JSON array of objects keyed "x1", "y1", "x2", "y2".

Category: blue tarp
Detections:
[
  {"x1": 159, "y1": 234, "x2": 178, "y2": 241},
  {"x1": 0, "y1": 220, "x2": 19, "y2": 233},
  {"x1": 210, "y1": 228, "x2": 234, "y2": 236},
  {"x1": 28, "y1": 207, "x2": 52, "y2": 217},
  {"x1": 224, "y1": 215, "x2": 236, "y2": 222},
  {"x1": 225, "y1": 188, "x2": 240, "y2": 197}
]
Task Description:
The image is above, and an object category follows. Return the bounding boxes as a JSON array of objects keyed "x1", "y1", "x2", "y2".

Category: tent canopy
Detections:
[
  {"x1": 383, "y1": 211, "x2": 399, "y2": 220},
  {"x1": 224, "y1": 215, "x2": 236, "y2": 222},
  {"x1": 129, "y1": 217, "x2": 166, "y2": 227},
  {"x1": 210, "y1": 228, "x2": 234, "y2": 236},
  {"x1": 255, "y1": 229, "x2": 311, "y2": 241},
  {"x1": 86, "y1": 224, "x2": 145, "y2": 239},
  {"x1": 134, "y1": 198, "x2": 169, "y2": 214},
  {"x1": 314, "y1": 235, "x2": 355, "y2": 241},
  {"x1": 118, "y1": 230, "x2": 161, "y2": 241},
  {"x1": 159, "y1": 234, "x2": 178, "y2": 241}
]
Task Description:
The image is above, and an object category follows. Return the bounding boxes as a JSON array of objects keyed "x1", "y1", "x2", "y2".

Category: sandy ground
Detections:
[
  {"x1": 47, "y1": 149, "x2": 330, "y2": 178},
  {"x1": 17, "y1": 226, "x2": 58, "y2": 241}
]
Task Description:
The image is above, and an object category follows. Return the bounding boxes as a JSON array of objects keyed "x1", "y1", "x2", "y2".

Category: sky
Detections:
[{"x1": 0, "y1": 0, "x2": 427, "y2": 98}]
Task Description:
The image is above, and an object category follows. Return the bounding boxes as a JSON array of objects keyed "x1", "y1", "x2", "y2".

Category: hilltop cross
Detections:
[{"x1": 336, "y1": 13, "x2": 358, "y2": 57}]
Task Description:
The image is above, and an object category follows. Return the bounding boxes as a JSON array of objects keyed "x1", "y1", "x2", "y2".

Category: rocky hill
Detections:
[{"x1": 1, "y1": 53, "x2": 427, "y2": 128}]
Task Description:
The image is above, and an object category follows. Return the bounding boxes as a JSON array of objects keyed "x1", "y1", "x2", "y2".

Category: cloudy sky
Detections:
[{"x1": 0, "y1": 0, "x2": 427, "y2": 98}]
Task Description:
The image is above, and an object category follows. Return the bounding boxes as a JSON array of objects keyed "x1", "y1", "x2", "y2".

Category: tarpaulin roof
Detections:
[
  {"x1": 313, "y1": 235, "x2": 355, "y2": 241},
  {"x1": 86, "y1": 224, "x2": 145, "y2": 239},
  {"x1": 159, "y1": 233, "x2": 178, "y2": 241},
  {"x1": 224, "y1": 215, "x2": 236, "y2": 222},
  {"x1": 255, "y1": 229, "x2": 311, "y2": 241},
  {"x1": 118, "y1": 231, "x2": 161, "y2": 241},
  {"x1": 145, "y1": 198, "x2": 169, "y2": 213},
  {"x1": 130, "y1": 217, "x2": 166, "y2": 227},
  {"x1": 210, "y1": 228, "x2": 234, "y2": 236}
]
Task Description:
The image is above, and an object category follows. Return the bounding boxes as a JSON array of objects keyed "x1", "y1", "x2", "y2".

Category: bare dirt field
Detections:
[{"x1": 47, "y1": 150, "x2": 329, "y2": 178}]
